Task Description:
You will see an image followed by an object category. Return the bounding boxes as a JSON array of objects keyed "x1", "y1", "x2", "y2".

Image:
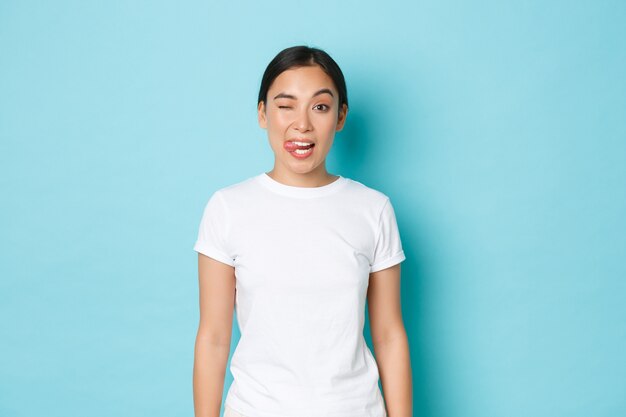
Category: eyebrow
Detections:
[{"x1": 273, "y1": 88, "x2": 334, "y2": 101}]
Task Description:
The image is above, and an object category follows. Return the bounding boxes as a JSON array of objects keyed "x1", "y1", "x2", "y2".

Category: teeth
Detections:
[
  {"x1": 291, "y1": 141, "x2": 313, "y2": 146},
  {"x1": 294, "y1": 148, "x2": 312, "y2": 155}
]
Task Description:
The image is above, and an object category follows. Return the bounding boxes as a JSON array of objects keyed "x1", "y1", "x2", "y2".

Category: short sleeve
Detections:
[
  {"x1": 370, "y1": 198, "x2": 406, "y2": 273},
  {"x1": 193, "y1": 191, "x2": 235, "y2": 267}
]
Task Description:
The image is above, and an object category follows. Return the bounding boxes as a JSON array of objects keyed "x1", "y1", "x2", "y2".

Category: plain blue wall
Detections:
[{"x1": 1, "y1": 1, "x2": 624, "y2": 416}]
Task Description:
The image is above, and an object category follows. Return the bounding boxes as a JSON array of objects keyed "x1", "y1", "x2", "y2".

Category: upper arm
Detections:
[
  {"x1": 367, "y1": 263, "x2": 405, "y2": 346},
  {"x1": 196, "y1": 253, "x2": 236, "y2": 347}
]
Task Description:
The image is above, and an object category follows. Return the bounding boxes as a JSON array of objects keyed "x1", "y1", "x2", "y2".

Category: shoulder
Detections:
[
  {"x1": 342, "y1": 177, "x2": 391, "y2": 210},
  {"x1": 205, "y1": 174, "x2": 259, "y2": 202}
]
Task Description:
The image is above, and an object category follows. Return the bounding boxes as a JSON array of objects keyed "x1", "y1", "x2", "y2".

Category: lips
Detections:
[
  {"x1": 284, "y1": 140, "x2": 315, "y2": 152},
  {"x1": 283, "y1": 139, "x2": 316, "y2": 159}
]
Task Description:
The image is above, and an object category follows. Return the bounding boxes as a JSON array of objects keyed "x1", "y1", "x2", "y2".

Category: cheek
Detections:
[
  {"x1": 267, "y1": 112, "x2": 292, "y2": 129},
  {"x1": 316, "y1": 115, "x2": 338, "y2": 133}
]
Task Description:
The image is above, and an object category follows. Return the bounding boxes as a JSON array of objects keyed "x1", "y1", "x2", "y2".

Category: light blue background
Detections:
[{"x1": 1, "y1": 1, "x2": 624, "y2": 416}]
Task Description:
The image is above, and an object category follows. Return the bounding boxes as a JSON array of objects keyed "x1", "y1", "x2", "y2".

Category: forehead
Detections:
[{"x1": 269, "y1": 66, "x2": 336, "y2": 95}]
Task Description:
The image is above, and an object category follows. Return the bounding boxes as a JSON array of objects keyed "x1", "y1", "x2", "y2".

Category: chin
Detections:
[{"x1": 286, "y1": 162, "x2": 317, "y2": 173}]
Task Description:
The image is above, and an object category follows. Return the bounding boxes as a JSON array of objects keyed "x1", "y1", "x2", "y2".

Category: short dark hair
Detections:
[{"x1": 257, "y1": 45, "x2": 348, "y2": 114}]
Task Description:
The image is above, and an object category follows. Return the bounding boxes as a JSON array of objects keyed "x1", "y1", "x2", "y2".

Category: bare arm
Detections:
[
  {"x1": 193, "y1": 253, "x2": 236, "y2": 417},
  {"x1": 367, "y1": 263, "x2": 413, "y2": 417}
]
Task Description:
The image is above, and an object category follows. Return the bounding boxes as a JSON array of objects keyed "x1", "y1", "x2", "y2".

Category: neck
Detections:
[{"x1": 266, "y1": 165, "x2": 338, "y2": 188}]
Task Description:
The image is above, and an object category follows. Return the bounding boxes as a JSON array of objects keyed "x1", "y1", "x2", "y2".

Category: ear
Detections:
[
  {"x1": 335, "y1": 103, "x2": 348, "y2": 132},
  {"x1": 258, "y1": 101, "x2": 267, "y2": 129}
]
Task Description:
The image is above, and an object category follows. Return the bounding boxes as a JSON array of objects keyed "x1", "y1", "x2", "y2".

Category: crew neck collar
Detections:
[{"x1": 256, "y1": 172, "x2": 349, "y2": 198}]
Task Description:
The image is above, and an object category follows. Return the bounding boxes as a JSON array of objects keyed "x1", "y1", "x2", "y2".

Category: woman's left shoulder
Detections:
[{"x1": 342, "y1": 176, "x2": 391, "y2": 204}]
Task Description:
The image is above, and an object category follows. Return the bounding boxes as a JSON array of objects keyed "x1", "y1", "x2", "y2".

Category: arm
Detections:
[
  {"x1": 193, "y1": 253, "x2": 236, "y2": 417},
  {"x1": 367, "y1": 263, "x2": 413, "y2": 417}
]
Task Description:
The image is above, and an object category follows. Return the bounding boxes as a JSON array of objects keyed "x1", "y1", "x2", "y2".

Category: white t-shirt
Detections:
[{"x1": 194, "y1": 172, "x2": 406, "y2": 417}]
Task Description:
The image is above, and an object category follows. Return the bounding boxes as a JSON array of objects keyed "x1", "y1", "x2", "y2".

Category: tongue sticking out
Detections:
[{"x1": 284, "y1": 142, "x2": 315, "y2": 152}]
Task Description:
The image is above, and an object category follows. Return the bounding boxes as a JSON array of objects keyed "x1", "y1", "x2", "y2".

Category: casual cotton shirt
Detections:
[{"x1": 194, "y1": 172, "x2": 406, "y2": 417}]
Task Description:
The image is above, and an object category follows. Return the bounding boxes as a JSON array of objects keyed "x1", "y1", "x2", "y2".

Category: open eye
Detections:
[{"x1": 314, "y1": 104, "x2": 330, "y2": 111}]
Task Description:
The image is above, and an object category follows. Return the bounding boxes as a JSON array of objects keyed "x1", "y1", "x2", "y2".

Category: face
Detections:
[{"x1": 258, "y1": 65, "x2": 348, "y2": 178}]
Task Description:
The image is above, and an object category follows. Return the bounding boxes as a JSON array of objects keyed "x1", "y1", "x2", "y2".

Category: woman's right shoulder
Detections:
[{"x1": 206, "y1": 173, "x2": 260, "y2": 201}]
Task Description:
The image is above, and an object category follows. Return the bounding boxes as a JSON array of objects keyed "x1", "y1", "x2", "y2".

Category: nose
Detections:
[{"x1": 293, "y1": 107, "x2": 313, "y2": 132}]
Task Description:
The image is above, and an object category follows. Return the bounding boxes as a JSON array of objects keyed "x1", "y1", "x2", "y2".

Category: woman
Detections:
[{"x1": 193, "y1": 45, "x2": 412, "y2": 417}]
